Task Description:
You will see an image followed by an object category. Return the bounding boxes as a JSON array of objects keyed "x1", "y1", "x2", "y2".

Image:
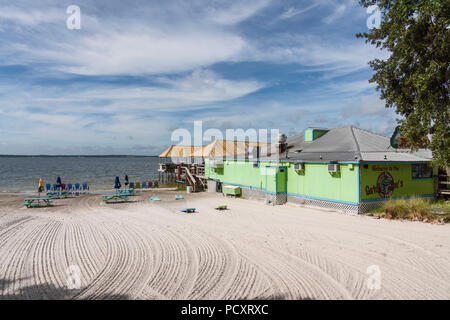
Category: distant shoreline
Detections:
[{"x1": 0, "y1": 155, "x2": 159, "y2": 158}]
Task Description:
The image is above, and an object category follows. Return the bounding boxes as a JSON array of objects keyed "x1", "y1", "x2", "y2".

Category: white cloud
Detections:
[
  {"x1": 323, "y1": 4, "x2": 347, "y2": 24},
  {"x1": 358, "y1": 94, "x2": 387, "y2": 116},
  {"x1": 1, "y1": 1, "x2": 379, "y2": 79},
  {"x1": 206, "y1": 0, "x2": 272, "y2": 25},
  {"x1": 0, "y1": 6, "x2": 62, "y2": 26},
  {"x1": 5, "y1": 69, "x2": 264, "y2": 113},
  {"x1": 280, "y1": 4, "x2": 320, "y2": 19},
  {"x1": 14, "y1": 28, "x2": 245, "y2": 76},
  {"x1": 246, "y1": 34, "x2": 386, "y2": 77},
  {"x1": 325, "y1": 80, "x2": 376, "y2": 95}
]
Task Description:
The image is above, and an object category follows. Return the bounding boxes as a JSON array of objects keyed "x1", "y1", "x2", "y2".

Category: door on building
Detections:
[
  {"x1": 265, "y1": 166, "x2": 287, "y2": 205},
  {"x1": 277, "y1": 167, "x2": 286, "y2": 194}
]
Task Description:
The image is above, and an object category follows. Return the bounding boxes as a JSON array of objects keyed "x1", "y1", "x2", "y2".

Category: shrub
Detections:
[{"x1": 372, "y1": 198, "x2": 449, "y2": 223}]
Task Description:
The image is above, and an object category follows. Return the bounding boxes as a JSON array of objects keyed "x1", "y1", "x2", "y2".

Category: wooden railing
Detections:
[{"x1": 438, "y1": 174, "x2": 450, "y2": 197}]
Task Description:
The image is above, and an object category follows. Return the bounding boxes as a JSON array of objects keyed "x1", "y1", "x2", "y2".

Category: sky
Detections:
[{"x1": 0, "y1": 0, "x2": 398, "y2": 155}]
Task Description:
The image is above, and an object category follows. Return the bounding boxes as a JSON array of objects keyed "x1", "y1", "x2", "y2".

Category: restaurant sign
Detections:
[{"x1": 365, "y1": 169, "x2": 404, "y2": 198}]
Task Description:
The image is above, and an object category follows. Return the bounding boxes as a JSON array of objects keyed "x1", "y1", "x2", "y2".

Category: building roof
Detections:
[
  {"x1": 159, "y1": 140, "x2": 269, "y2": 158},
  {"x1": 201, "y1": 140, "x2": 269, "y2": 158},
  {"x1": 261, "y1": 126, "x2": 432, "y2": 162},
  {"x1": 159, "y1": 145, "x2": 204, "y2": 158}
]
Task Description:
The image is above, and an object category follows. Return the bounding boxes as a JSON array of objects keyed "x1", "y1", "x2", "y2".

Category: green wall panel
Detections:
[
  {"x1": 285, "y1": 162, "x2": 358, "y2": 203},
  {"x1": 206, "y1": 159, "x2": 359, "y2": 202},
  {"x1": 205, "y1": 159, "x2": 267, "y2": 190}
]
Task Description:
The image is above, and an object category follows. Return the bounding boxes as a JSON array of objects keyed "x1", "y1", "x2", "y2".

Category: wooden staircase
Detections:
[{"x1": 182, "y1": 166, "x2": 205, "y2": 192}]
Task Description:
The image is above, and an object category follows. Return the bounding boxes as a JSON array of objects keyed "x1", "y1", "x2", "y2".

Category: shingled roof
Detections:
[{"x1": 262, "y1": 126, "x2": 432, "y2": 162}]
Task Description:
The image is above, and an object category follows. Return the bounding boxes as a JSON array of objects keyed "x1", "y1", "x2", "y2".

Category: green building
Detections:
[{"x1": 205, "y1": 126, "x2": 436, "y2": 214}]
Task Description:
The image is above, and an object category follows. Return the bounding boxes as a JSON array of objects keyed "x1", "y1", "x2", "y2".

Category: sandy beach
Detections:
[{"x1": 0, "y1": 190, "x2": 449, "y2": 300}]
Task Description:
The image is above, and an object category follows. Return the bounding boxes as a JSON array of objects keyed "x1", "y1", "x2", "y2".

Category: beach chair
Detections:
[
  {"x1": 82, "y1": 183, "x2": 89, "y2": 193},
  {"x1": 52, "y1": 184, "x2": 58, "y2": 191},
  {"x1": 151, "y1": 196, "x2": 161, "y2": 201},
  {"x1": 215, "y1": 205, "x2": 228, "y2": 210},
  {"x1": 180, "y1": 208, "x2": 195, "y2": 213},
  {"x1": 67, "y1": 184, "x2": 74, "y2": 195},
  {"x1": 135, "y1": 182, "x2": 141, "y2": 189},
  {"x1": 148, "y1": 181, "x2": 153, "y2": 188},
  {"x1": 45, "y1": 184, "x2": 52, "y2": 192},
  {"x1": 142, "y1": 182, "x2": 147, "y2": 189},
  {"x1": 175, "y1": 195, "x2": 183, "y2": 200},
  {"x1": 73, "y1": 183, "x2": 81, "y2": 196},
  {"x1": 129, "y1": 182, "x2": 135, "y2": 189},
  {"x1": 154, "y1": 181, "x2": 159, "y2": 188}
]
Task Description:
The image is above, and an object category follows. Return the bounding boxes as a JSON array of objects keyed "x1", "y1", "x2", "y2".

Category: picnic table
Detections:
[
  {"x1": 102, "y1": 194, "x2": 130, "y2": 203},
  {"x1": 47, "y1": 191, "x2": 69, "y2": 199},
  {"x1": 117, "y1": 188, "x2": 136, "y2": 196},
  {"x1": 24, "y1": 198, "x2": 53, "y2": 208}
]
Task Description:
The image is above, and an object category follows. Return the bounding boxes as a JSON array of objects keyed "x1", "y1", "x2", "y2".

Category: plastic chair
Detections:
[
  {"x1": 45, "y1": 184, "x2": 51, "y2": 191},
  {"x1": 82, "y1": 183, "x2": 89, "y2": 193},
  {"x1": 142, "y1": 182, "x2": 147, "y2": 189},
  {"x1": 148, "y1": 181, "x2": 153, "y2": 188},
  {"x1": 129, "y1": 182, "x2": 135, "y2": 189},
  {"x1": 75, "y1": 183, "x2": 81, "y2": 191},
  {"x1": 135, "y1": 182, "x2": 141, "y2": 189}
]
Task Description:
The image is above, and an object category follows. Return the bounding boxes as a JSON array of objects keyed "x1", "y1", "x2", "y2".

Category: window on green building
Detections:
[{"x1": 412, "y1": 163, "x2": 432, "y2": 179}]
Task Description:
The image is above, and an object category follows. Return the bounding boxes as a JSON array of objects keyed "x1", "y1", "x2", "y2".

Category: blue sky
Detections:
[{"x1": 0, "y1": 0, "x2": 397, "y2": 155}]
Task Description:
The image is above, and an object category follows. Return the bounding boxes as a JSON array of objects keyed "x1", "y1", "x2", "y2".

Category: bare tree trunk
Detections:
[{"x1": 446, "y1": 165, "x2": 450, "y2": 179}]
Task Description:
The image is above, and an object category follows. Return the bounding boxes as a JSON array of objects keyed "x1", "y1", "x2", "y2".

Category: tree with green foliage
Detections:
[{"x1": 357, "y1": 0, "x2": 449, "y2": 174}]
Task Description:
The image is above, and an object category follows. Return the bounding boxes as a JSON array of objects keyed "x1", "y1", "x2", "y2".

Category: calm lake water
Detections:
[{"x1": 0, "y1": 156, "x2": 160, "y2": 193}]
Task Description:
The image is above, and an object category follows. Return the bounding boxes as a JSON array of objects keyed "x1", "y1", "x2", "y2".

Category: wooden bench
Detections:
[
  {"x1": 180, "y1": 208, "x2": 196, "y2": 213},
  {"x1": 24, "y1": 198, "x2": 53, "y2": 208},
  {"x1": 102, "y1": 194, "x2": 130, "y2": 203}
]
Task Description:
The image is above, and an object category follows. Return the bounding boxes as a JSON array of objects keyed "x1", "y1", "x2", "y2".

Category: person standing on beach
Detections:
[
  {"x1": 56, "y1": 176, "x2": 62, "y2": 191},
  {"x1": 114, "y1": 177, "x2": 121, "y2": 190},
  {"x1": 125, "y1": 175, "x2": 129, "y2": 188}
]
